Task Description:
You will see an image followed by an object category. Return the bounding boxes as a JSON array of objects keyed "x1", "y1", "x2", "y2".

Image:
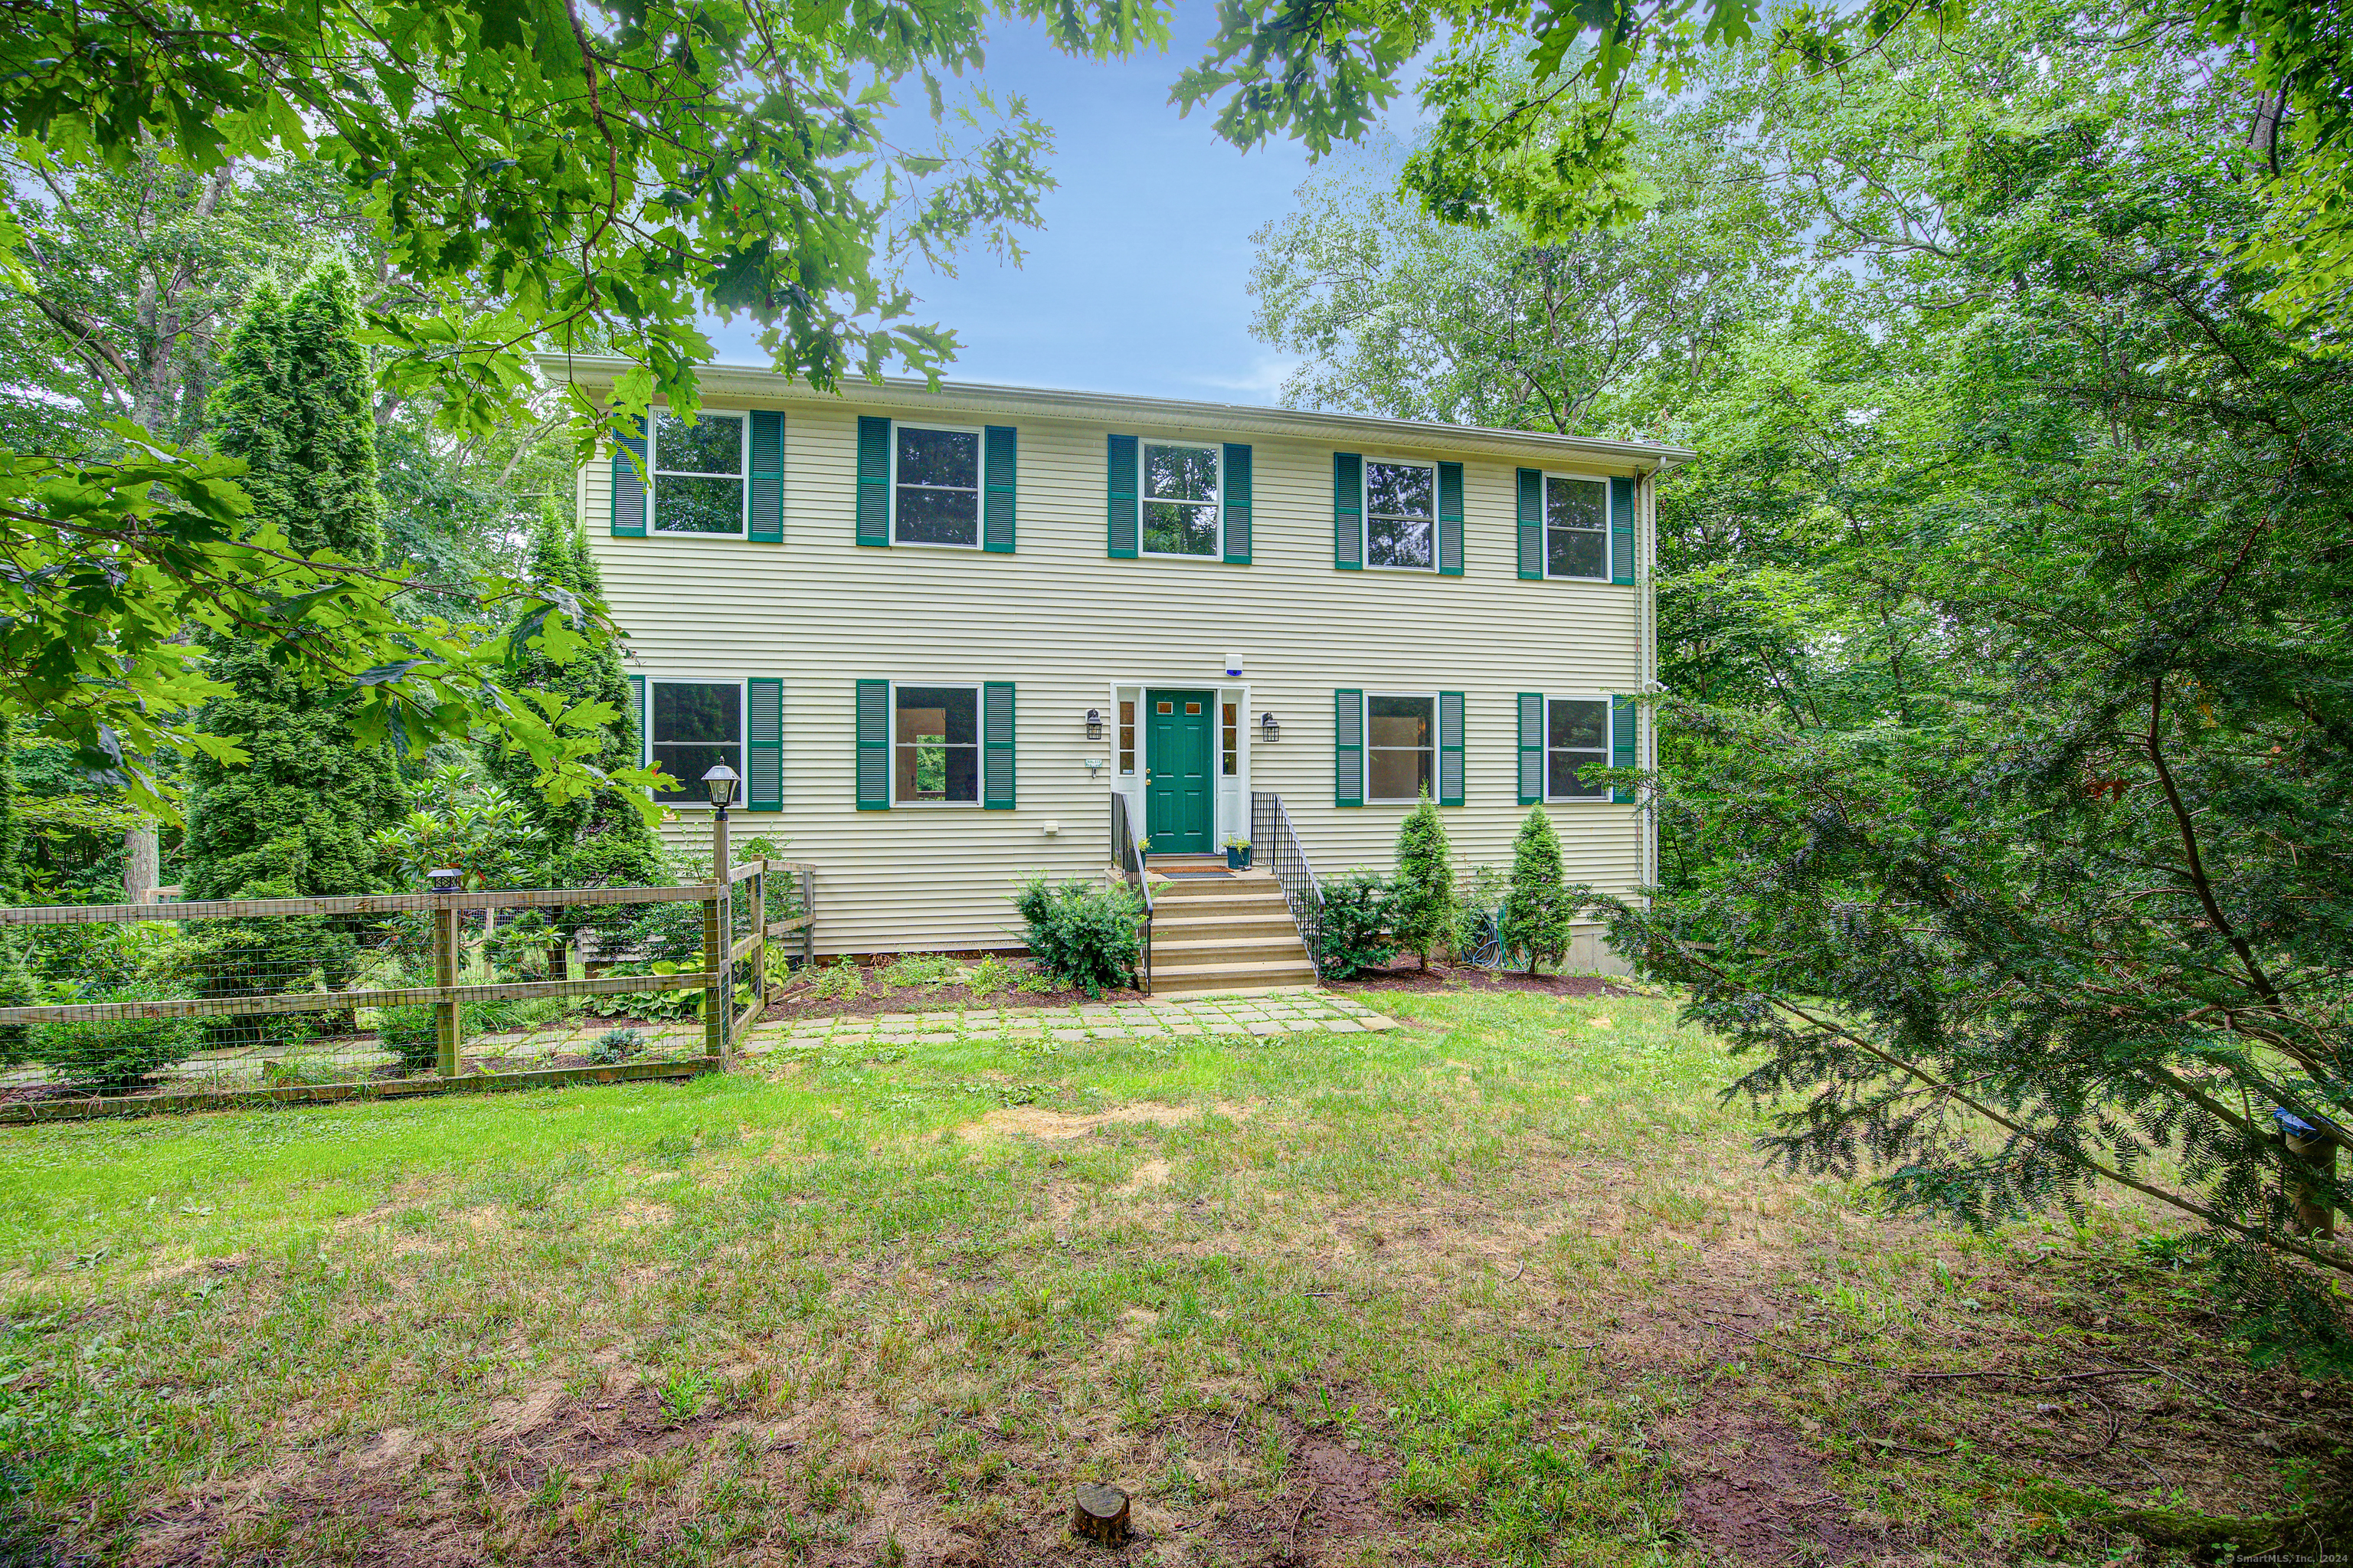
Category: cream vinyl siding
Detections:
[{"x1": 575, "y1": 379, "x2": 1662, "y2": 966}]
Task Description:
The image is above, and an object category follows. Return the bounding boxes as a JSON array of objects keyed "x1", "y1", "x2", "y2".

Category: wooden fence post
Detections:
[
  {"x1": 799, "y1": 865, "x2": 815, "y2": 971},
  {"x1": 430, "y1": 868, "x2": 462, "y2": 1078},
  {"x1": 751, "y1": 858, "x2": 767, "y2": 1011}
]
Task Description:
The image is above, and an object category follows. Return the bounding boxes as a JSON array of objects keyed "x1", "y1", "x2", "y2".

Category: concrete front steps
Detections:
[{"x1": 1144, "y1": 863, "x2": 1319, "y2": 996}]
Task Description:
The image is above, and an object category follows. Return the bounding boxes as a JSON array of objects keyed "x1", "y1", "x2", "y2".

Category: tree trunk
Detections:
[
  {"x1": 124, "y1": 824, "x2": 159, "y2": 903},
  {"x1": 1070, "y1": 1484, "x2": 1131, "y2": 1547}
]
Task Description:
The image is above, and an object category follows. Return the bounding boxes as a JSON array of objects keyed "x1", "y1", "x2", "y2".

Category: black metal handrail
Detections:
[
  {"x1": 1110, "y1": 791, "x2": 1154, "y2": 994},
  {"x1": 1252, "y1": 791, "x2": 1323, "y2": 976}
]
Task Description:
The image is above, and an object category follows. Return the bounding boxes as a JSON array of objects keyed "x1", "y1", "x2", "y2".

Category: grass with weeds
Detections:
[{"x1": 0, "y1": 987, "x2": 2343, "y2": 1565}]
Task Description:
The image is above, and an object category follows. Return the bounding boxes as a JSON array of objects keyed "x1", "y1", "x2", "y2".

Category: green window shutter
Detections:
[
  {"x1": 1611, "y1": 694, "x2": 1636, "y2": 803},
  {"x1": 1222, "y1": 443, "x2": 1252, "y2": 565},
  {"x1": 747, "y1": 678, "x2": 783, "y2": 810},
  {"x1": 1334, "y1": 689, "x2": 1363, "y2": 807},
  {"x1": 1515, "y1": 468, "x2": 1542, "y2": 578},
  {"x1": 1333, "y1": 453, "x2": 1363, "y2": 570},
  {"x1": 983, "y1": 426, "x2": 1016, "y2": 553},
  {"x1": 1107, "y1": 434, "x2": 1139, "y2": 558},
  {"x1": 1517, "y1": 692, "x2": 1543, "y2": 806},
  {"x1": 856, "y1": 416, "x2": 890, "y2": 547},
  {"x1": 1437, "y1": 462, "x2": 1464, "y2": 576},
  {"x1": 1610, "y1": 475, "x2": 1636, "y2": 584},
  {"x1": 856, "y1": 679, "x2": 890, "y2": 810},
  {"x1": 610, "y1": 415, "x2": 647, "y2": 537},
  {"x1": 632, "y1": 674, "x2": 648, "y2": 772},
  {"x1": 748, "y1": 411, "x2": 784, "y2": 543},
  {"x1": 1439, "y1": 691, "x2": 1465, "y2": 806},
  {"x1": 983, "y1": 681, "x2": 1016, "y2": 809}
]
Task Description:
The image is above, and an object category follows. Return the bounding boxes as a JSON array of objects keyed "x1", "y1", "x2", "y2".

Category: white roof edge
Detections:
[{"x1": 530, "y1": 353, "x2": 1696, "y2": 472}]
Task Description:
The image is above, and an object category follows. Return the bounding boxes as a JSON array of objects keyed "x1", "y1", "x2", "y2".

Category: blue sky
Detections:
[{"x1": 701, "y1": 15, "x2": 1356, "y2": 405}]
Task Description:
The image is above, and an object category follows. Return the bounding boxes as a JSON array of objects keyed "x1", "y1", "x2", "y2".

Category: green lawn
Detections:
[{"x1": 0, "y1": 985, "x2": 2338, "y2": 1565}]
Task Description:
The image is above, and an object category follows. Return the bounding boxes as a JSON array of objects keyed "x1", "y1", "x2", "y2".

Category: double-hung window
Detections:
[
  {"x1": 1545, "y1": 474, "x2": 1608, "y2": 579},
  {"x1": 893, "y1": 425, "x2": 983, "y2": 546},
  {"x1": 894, "y1": 685, "x2": 981, "y2": 804},
  {"x1": 649, "y1": 680, "x2": 745, "y2": 803},
  {"x1": 650, "y1": 412, "x2": 748, "y2": 535},
  {"x1": 1143, "y1": 442, "x2": 1220, "y2": 556},
  {"x1": 1546, "y1": 698, "x2": 1612, "y2": 799},
  {"x1": 1365, "y1": 460, "x2": 1437, "y2": 570},
  {"x1": 1367, "y1": 693, "x2": 1437, "y2": 801}
]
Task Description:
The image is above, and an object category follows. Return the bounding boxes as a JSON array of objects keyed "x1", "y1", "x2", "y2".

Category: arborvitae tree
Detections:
[
  {"x1": 1389, "y1": 789, "x2": 1459, "y2": 971},
  {"x1": 181, "y1": 264, "x2": 405, "y2": 1031},
  {"x1": 489, "y1": 503, "x2": 666, "y2": 897},
  {"x1": 1501, "y1": 807, "x2": 1572, "y2": 974}
]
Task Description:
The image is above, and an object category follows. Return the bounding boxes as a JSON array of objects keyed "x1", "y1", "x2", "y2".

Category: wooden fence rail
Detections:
[{"x1": 0, "y1": 813, "x2": 813, "y2": 1118}]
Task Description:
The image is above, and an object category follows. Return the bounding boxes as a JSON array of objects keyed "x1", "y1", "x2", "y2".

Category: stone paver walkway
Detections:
[{"x1": 745, "y1": 986, "x2": 1399, "y2": 1056}]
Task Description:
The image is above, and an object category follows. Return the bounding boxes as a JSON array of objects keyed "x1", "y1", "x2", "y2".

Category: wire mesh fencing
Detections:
[{"x1": 0, "y1": 859, "x2": 813, "y2": 1118}]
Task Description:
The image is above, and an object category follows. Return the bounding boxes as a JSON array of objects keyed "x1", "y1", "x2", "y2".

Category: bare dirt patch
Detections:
[
  {"x1": 763, "y1": 954, "x2": 1142, "y2": 1022},
  {"x1": 1659, "y1": 1406, "x2": 1882, "y2": 1565}
]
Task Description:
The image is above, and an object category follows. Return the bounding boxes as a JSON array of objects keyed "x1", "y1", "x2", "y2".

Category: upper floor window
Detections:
[
  {"x1": 651, "y1": 412, "x2": 746, "y2": 535},
  {"x1": 1366, "y1": 460, "x2": 1436, "y2": 570},
  {"x1": 895, "y1": 425, "x2": 983, "y2": 547},
  {"x1": 650, "y1": 679, "x2": 744, "y2": 801},
  {"x1": 1144, "y1": 441, "x2": 1220, "y2": 557},
  {"x1": 1546, "y1": 475, "x2": 1608, "y2": 579}
]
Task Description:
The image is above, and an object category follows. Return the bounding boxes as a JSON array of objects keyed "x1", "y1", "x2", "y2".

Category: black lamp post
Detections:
[{"x1": 702, "y1": 762, "x2": 741, "y2": 818}]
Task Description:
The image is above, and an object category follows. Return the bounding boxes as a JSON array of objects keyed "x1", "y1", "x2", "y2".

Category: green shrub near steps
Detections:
[
  {"x1": 1012, "y1": 877, "x2": 1141, "y2": 998},
  {"x1": 1315, "y1": 871, "x2": 1396, "y2": 980}
]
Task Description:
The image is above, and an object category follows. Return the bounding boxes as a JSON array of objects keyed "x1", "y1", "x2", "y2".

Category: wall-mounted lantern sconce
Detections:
[
  {"x1": 1085, "y1": 707, "x2": 1104, "y2": 740},
  {"x1": 1260, "y1": 712, "x2": 1279, "y2": 743}
]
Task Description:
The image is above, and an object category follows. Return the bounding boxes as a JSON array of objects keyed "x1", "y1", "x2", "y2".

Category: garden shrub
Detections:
[
  {"x1": 31, "y1": 984, "x2": 202, "y2": 1090},
  {"x1": 965, "y1": 954, "x2": 1016, "y2": 1000},
  {"x1": 1013, "y1": 877, "x2": 1141, "y2": 998},
  {"x1": 1315, "y1": 871, "x2": 1396, "y2": 979},
  {"x1": 587, "y1": 1028, "x2": 643, "y2": 1066},
  {"x1": 879, "y1": 951, "x2": 957, "y2": 989},
  {"x1": 0, "y1": 938, "x2": 34, "y2": 1066},
  {"x1": 1389, "y1": 791, "x2": 1459, "y2": 971},
  {"x1": 1501, "y1": 807, "x2": 1574, "y2": 973},
  {"x1": 375, "y1": 1001, "x2": 496, "y2": 1071}
]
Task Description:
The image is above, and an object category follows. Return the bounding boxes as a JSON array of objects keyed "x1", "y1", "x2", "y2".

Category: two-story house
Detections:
[{"x1": 551, "y1": 356, "x2": 1689, "y2": 987}]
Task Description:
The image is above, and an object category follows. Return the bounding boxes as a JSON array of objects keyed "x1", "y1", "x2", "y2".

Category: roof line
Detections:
[{"x1": 530, "y1": 353, "x2": 1697, "y2": 470}]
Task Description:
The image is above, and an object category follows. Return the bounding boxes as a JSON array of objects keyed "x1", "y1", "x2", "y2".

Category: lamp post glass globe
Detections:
[{"x1": 702, "y1": 763, "x2": 741, "y2": 810}]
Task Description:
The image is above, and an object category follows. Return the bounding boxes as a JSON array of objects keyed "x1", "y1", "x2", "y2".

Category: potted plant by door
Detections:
[
  {"x1": 1133, "y1": 836, "x2": 1152, "y2": 866},
  {"x1": 1223, "y1": 836, "x2": 1252, "y2": 870}
]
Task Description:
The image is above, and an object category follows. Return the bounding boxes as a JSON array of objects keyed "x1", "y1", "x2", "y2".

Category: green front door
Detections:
[{"x1": 1144, "y1": 689, "x2": 1216, "y2": 854}]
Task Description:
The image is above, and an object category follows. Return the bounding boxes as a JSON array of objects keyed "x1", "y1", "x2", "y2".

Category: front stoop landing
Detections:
[{"x1": 1146, "y1": 867, "x2": 1319, "y2": 997}]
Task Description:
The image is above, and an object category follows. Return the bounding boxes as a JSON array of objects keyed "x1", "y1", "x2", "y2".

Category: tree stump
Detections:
[{"x1": 1071, "y1": 1484, "x2": 1131, "y2": 1547}]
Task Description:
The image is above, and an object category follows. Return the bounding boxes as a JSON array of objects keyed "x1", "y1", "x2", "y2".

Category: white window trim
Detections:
[
  {"x1": 1140, "y1": 438, "x2": 1223, "y2": 561},
  {"x1": 889, "y1": 422, "x2": 987, "y2": 551},
  {"x1": 1543, "y1": 692, "x2": 1616, "y2": 804},
  {"x1": 1543, "y1": 472, "x2": 1611, "y2": 581},
  {"x1": 891, "y1": 679, "x2": 986, "y2": 807},
  {"x1": 1363, "y1": 688, "x2": 1442, "y2": 804},
  {"x1": 645, "y1": 676, "x2": 748, "y2": 809},
  {"x1": 647, "y1": 410, "x2": 751, "y2": 538},
  {"x1": 1360, "y1": 454, "x2": 1441, "y2": 574}
]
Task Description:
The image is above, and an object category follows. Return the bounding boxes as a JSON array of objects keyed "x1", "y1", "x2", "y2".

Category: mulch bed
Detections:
[
  {"x1": 761, "y1": 958, "x2": 1143, "y2": 1021},
  {"x1": 1328, "y1": 960, "x2": 1638, "y2": 998}
]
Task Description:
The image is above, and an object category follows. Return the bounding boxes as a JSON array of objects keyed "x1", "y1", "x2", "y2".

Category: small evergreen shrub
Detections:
[
  {"x1": 587, "y1": 1028, "x2": 644, "y2": 1066},
  {"x1": 1389, "y1": 791, "x2": 1460, "y2": 971},
  {"x1": 375, "y1": 1002, "x2": 492, "y2": 1072},
  {"x1": 1501, "y1": 807, "x2": 1575, "y2": 973},
  {"x1": 1316, "y1": 871, "x2": 1396, "y2": 979},
  {"x1": 1012, "y1": 877, "x2": 1141, "y2": 998},
  {"x1": 32, "y1": 984, "x2": 202, "y2": 1090}
]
